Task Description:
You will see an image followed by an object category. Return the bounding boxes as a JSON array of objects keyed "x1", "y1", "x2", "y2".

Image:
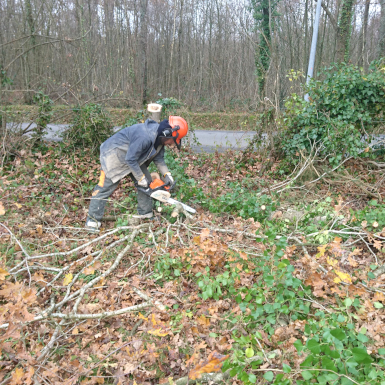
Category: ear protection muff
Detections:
[{"x1": 161, "y1": 126, "x2": 180, "y2": 137}]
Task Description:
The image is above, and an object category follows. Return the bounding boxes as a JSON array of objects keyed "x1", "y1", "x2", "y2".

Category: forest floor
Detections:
[{"x1": 1, "y1": 140, "x2": 385, "y2": 385}]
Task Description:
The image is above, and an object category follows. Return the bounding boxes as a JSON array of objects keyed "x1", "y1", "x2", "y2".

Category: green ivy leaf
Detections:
[
  {"x1": 282, "y1": 363, "x2": 291, "y2": 373},
  {"x1": 344, "y1": 298, "x2": 353, "y2": 307},
  {"x1": 307, "y1": 339, "x2": 321, "y2": 354},
  {"x1": 294, "y1": 339, "x2": 303, "y2": 352},
  {"x1": 330, "y1": 328, "x2": 346, "y2": 341},
  {"x1": 301, "y1": 370, "x2": 313, "y2": 380},
  {"x1": 263, "y1": 371, "x2": 274, "y2": 381},
  {"x1": 352, "y1": 347, "x2": 373, "y2": 364}
]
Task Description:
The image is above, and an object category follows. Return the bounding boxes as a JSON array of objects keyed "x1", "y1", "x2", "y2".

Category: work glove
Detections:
[
  {"x1": 164, "y1": 172, "x2": 174, "y2": 185},
  {"x1": 137, "y1": 175, "x2": 148, "y2": 188}
]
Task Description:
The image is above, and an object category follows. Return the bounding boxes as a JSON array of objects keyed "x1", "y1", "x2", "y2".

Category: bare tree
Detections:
[
  {"x1": 358, "y1": 0, "x2": 370, "y2": 70},
  {"x1": 0, "y1": 0, "x2": 382, "y2": 109},
  {"x1": 140, "y1": 0, "x2": 148, "y2": 106},
  {"x1": 378, "y1": 0, "x2": 385, "y2": 58}
]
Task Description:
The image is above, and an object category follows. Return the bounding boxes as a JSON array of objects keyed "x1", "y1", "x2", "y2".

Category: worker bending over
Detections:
[{"x1": 86, "y1": 116, "x2": 188, "y2": 231}]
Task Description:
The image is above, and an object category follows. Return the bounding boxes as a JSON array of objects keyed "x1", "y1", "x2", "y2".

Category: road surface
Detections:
[{"x1": 8, "y1": 122, "x2": 261, "y2": 153}]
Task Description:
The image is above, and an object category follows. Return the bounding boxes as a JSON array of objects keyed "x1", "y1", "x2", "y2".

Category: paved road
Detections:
[
  {"x1": 8, "y1": 122, "x2": 384, "y2": 153},
  {"x1": 189, "y1": 130, "x2": 262, "y2": 153},
  {"x1": 9, "y1": 122, "x2": 260, "y2": 153}
]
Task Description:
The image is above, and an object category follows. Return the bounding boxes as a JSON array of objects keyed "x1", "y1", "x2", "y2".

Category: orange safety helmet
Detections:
[{"x1": 168, "y1": 116, "x2": 188, "y2": 150}]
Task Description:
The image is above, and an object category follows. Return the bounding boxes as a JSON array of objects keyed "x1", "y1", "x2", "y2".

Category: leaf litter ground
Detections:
[{"x1": 0, "y1": 143, "x2": 385, "y2": 384}]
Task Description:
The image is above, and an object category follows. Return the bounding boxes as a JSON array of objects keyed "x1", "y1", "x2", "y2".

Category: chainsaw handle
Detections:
[{"x1": 135, "y1": 179, "x2": 176, "y2": 195}]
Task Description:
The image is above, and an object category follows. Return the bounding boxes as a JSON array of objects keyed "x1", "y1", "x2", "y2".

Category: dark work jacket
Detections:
[{"x1": 100, "y1": 119, "x2": 169, "y2": 183}]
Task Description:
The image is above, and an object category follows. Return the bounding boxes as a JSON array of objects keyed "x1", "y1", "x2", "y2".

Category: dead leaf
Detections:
[
  {"x1": 36, "y1": 225, "x2": 43, "y2": 236},
  {"x1": 147, "y1": 328, "x2": 168, "y2": 337},
  {"x1": 138, "y1": 312, "x2": 148, "y2": 321},
  {"x1": 348, "y1": 256, "x2": 358, "y2": 267},
  {"x1": 373, "y1": 292, "x2": 385, "y2": 303},
  {"x1": 124, "y1": 363, "x2": 137, "y2": 374},
  {"x1": 373, "y1": 240, "x2": 383, "y2": 251},
  {"x1": 24, "y1": 366, "x2": 34, "y2": 385},
  {"x1": 150, "y1": 313, "x2": 158, "y2": 327},
  {"x1": 81, "y1": 245, "x2": 93, "y2": 255},
  {"x1": 327, "y1": 257, "x2": 338, "y2": 267},
  {"x1": 0, "y1": 267, "x2": 8, "y2": 281},
  {"x1": 189, "y1": 350, "x2": 229, "y2": 380},
  {"x1": 334, "y1": 270, "x2": 352, "y2": 284},
  {"x1": 0, "y1": 322, "x2": 21, "y2": 341},
  {"x1": 200, "y1": 228, "x2": 210, "y2": 242},
  {"x1": 197, "y1": 315, "x2": 210, "y2": 327},
  {"x1": 63, "y1": 273, "x2": 73, "y2": 286},
  {"x1": 239, "y1": 252, "x2": 248, "y2": 261},
  {"x1": 316, "y1": 245, "x2": 327, "y2": 257},
  {"x1": 10, "y1": 367, "x2": 24, "y2": 385},
  {"x1": 195, "y1": 340, "x2": 207, "y2": 350},
  {"x1": 305, "y1": 272, "x2": 327, "y2": 298},
  {"x1": 271, "y1": 211, "x2": 283, "y2": 219},
  {"x1": 0, "y1": 202, "x2": 5, "y2": 215},
  {"x1": 83, "y1": 266, "x2": 95, "y2": 275},
  {"x1": 350, "y1": 248, "x2": 362, "y2": 257},
  {"x1": 133, "y1": 339, "x2": 143, "y2": 351},
  {"x1": 186, "y1": 351, "x2": 199, "y2": 366},
  {"x1": 33, "y1": 272, "x2": 45, "y2": 285}
]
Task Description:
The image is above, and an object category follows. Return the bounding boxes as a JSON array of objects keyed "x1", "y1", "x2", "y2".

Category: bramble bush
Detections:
[
  {"x1": 282, "y1": 61, "x2": 385, "y2": 166},
  {"x1": 63, "y1": 103, "x2": 113, "y2": 153},
  {"x1": 156, "y1": 95, "x2": 183, "y2": 119}
]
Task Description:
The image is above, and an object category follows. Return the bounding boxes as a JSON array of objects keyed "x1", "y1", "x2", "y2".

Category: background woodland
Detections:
[{"x1": 1, "y1": 0, "x2": 384, "y2": 110}]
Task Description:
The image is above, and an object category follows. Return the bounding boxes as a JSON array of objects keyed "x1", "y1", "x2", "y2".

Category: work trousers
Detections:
[{"x1": 87, "y1": 165, "x2": 153, "y2": 222}]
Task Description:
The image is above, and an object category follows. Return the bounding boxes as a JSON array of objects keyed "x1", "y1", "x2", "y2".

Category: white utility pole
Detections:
[{"x1": 305, "y1": 0, "x2": 323, "y2": 102}]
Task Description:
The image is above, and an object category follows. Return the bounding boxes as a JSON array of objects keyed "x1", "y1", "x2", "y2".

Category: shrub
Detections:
[
  {"x1": 122, "y1": 109, "x2": 146, "y2": 128},
  {"x1": 282, "y1": 61, "x2": 385, "y2": 166},
  {"x1": 156, "y1": 96, "x2": 183, "y2": 119},
  {"x1": 63, "y1": 103, "x2": 113, "y2": 153},
  {"x1": 350, "y1": 200, "x2": 385, "y2": 232},
  {"x1": 32, "y1": 91, "x2": 53, "y2": 141},
  {"x1": 208, "y1": 183, "x2": 278, "y2": 222}
]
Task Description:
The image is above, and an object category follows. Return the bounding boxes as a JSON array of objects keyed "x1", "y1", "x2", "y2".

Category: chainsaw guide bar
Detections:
[{"x1": 136, "y1": 179, "x2": 196, "y2": 214}]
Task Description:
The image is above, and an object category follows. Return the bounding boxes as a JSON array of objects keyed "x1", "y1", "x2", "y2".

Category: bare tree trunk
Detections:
[
  {"x1": 358, "y1": 0, "x2": 370, "y2": 70},
  {"x1": 139, "y1": 0, "x2": 148, "y2": 106},
  {"x1": 378, "y1": 0, "x2": 385, "y2": 59},
  {"x1": 303, "y1": 0, "x2": 309, "y2": 70},
  {"x1": 177, "y1": 0, "x2": 184, "y2": 98},
  {"x1": 24, "y1": 0, "x2": 35, "y2": 104},
  {"x1": 168, "y1": 0, "x2": 177, "y2": 93}
]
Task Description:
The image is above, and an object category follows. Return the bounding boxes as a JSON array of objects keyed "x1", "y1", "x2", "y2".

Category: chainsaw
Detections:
[{"x1": 136, "y1": 178, "x2": 196, "y2": 214}]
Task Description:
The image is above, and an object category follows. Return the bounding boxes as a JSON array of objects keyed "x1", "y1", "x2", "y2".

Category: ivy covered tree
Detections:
[
  {"x1": 249, "y1": 0, "x2": 280, "y2": 98},
  {"x1": 321, "y1": 0, "x2": 356, "y2": 62}
]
